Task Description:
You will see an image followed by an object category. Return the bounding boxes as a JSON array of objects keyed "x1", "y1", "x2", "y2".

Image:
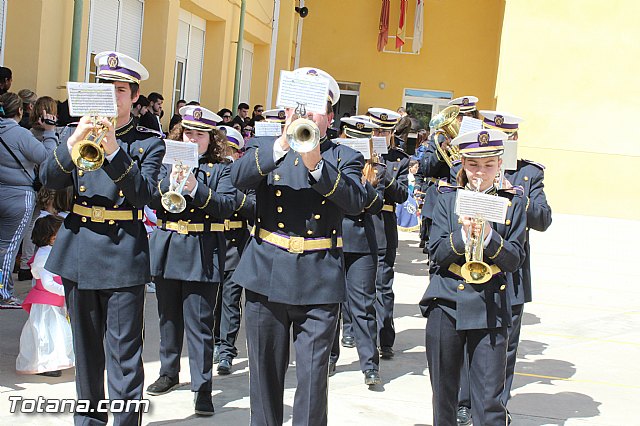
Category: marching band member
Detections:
[
  {"x1": 215, "y1": 125, "x2": 255, "y2": 375},
  {"x1": 367, "y1": 107, "x2": 410, "y2": 360},
  {"x1": 230, "y1": 67, "x2": 366, "y2": 426},
  {"x1": 40, "y1": 51, "x2": 165, "y2": 425},
  {"x1": 146, "y1": 106, "x2": 236, "y2": 416},
  {"x1": 329, "y1": 115, "x2": 385, "y2": 386},
  {"x1": 419, "y1": 96, "x2": 479, "y2": 253},
  {"x1": 419, "y1": 129, "x2": 526, "y2": 426},
  {"x1": 481, "y1": 110, "x2": 553, "y2": 409}
]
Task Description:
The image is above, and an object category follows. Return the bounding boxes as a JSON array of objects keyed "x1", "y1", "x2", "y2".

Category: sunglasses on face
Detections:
[{"x1": 223, "y1": 115, "x2": 231, "y2": 118}]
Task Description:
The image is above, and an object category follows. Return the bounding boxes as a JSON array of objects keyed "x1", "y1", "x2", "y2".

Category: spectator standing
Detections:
[
  {"x1": 133, "y1": 95, "x2": 162, "y2": 134},
  {"x1": 218, "y1": 108, "x2": 233, "y2": 125},
  {"x1": 18, "y1": 89, "x2": 37, "y2": 129},
  {"x1": 0, "y1": 67, "x2": 12, "y2": 95},
  {"x1": 169, "y1": 99, "x2": 186, "y2": 132},
  {"x1": 232, "y1": 102, "x2": 250, "y2": 130},
  {"x1": 394, "y1": 107, "x2": 412, "y2": 151},
  {"x1": 0, "y1": 92, "x2": 57, "y2": 308},
  {"x1": 148, "y1": 92, "x2": 164, "y2": 132}
]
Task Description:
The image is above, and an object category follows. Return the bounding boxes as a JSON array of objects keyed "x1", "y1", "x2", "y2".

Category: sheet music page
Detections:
[
  {"x1": 335, "y1": 138, "x2": 371, "y2": 159},
  {"x1": 67, "y1": 82, "x2": 117, "y2": 117},
  {"x1": 502, "y1": 140, "x2": 518, "y2": 171},
  {"x1": 254, "y1": 121, "x2": 282, "y2": 137},
  {"x1": 275, "y1": 70, "x2": 330, "y2": 114},
  {"x1": 458, "y1": 117, "x2": 483, "y2": 135},
  {"x1": 163, "y1": 140, "x2": 199, "y2": 168},
  {"x1": 455, "y1": 190, "x2": 509, "y2": 224},
  {"x1": 372, "y1": 137, "x2": 389, "y2": 155}
]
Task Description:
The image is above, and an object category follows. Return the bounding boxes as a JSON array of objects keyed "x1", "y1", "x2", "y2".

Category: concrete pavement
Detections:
[{"x1": 1, "y1": 213, "x2": 638, "y2": 425}]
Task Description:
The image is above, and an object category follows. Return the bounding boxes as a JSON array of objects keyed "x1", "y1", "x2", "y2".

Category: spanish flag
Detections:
[{"x1": 396, "y1": 0, "x2": 408, "y2": 49}]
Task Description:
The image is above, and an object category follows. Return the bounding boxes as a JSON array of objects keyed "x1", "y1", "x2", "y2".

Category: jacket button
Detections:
[
  {"x1": 526, "y1": 226, "x2": 529, "y2": 231},
  {"x1": 500, "y1": 285, "x2": 506, "y2": 291},
  {"x1": 205, "y1": 215, "x2": 210, "y2": 219},
  {"x1": 332, "y1": 229, "x2": 337, "y2": 235},
  {"x1": 108, "y1": 220, "x2": 115, "y2": 225},
  {"x1": 275, "y1": 190, "x2": 282, "y2": 197},
  {"x1": 278, "y1": 222, "x2": 285, "y2": 229},
  {"x1": 190, "y1": 209, "x2": 195, "y2": 213},
  {"x1": 79, "y1": 185, "x2": 86, "y2": 192},
  {"x1": 314, "y1": 214, "x2": 321, "y2": 219},
  {"x1": 119, "y1": 190, "x2": 124, "y2": 197},
  {"x1": 274, "y1": 174, "x2": 281, "y2": 181},
  {"x1": 507, "y1": 201, "x2": 512, "y2": 207},
  {"x1": 206, "y1": 172, "x2": 211, "y2": 177},
  {"x1": 82, "y1": 201, "x2": 88, "y2": 206},
  {"x1": 78, "y1": 170, "x2": 84, "y2": 176},
  {"x1": 321, "y1": 200, "x2": 326, "y2": 205},
  {"x1": 307, "y1": 230, "x2": 313, "y2": 235},
  {"x1": 139, "y1": 148, "x2": 144, "y2": 154},
  {"x1": 277, "y1": 206, "x2": 283, "y2": 213},
  {"x1": 458, "y1": 284, "x2": 465, "y2": 291},
  {"x1": 231, "y1": 238, "x2": 236, "y2": 243},
  {"x1": 505, "y1": 219, "x2": 511, "y2": 226},
  {"x1": 208, "y1": 163, "x2": 213, "y2": 167},
  {"x1": 524, "y1": 176, "x2": 529, "y2": 181},
  {"x1": 393, "y1": 167, "x2": 397, "y2": 171},
  {"x1": 257, "y1": 218, "x2": 261, "y2": 223},
  {"x1": 113, "y1": 205, "x2": 119, "y2": 209},
  {"x1": 81, "y1": 217, "x2": 87, "y2": 222}
]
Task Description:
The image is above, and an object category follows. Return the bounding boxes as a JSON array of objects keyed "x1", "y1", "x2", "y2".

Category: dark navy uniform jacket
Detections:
[
  {"x1": 149, "y1": 160, "x2": 236, "y2": 283},
  {"x1": 224, "y1": 189, "x2": 256, "y2": 272},
  {"x1": 342, "y1": 179, "x2": 385, "y2": 254},
  {"x1": 372, "y1": 141, "x2": 409, "y2": 250},
  {"x1": 504, "y1": 160, "x2": 552, "y2": 305},
  {"x1": 420, "y1": 136, "x2": 452, "y2": 220},
  {"x1": 230, "y1": 136, "x2": 366, "y2": 305},
  {"x1": 419, "y1": 187, "x2": 527, "y2": 330},
  {"x1": 41, "y1": 119, "x2": 165, "y2": 289}
]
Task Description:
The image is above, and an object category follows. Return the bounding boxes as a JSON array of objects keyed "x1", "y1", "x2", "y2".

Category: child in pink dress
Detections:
[{"x1": 16, "y1": 215, "x2": 74, "y2": 377}]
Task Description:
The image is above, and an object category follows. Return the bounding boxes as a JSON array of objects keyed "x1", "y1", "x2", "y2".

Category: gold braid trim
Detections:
[
  {"x1": 157, "y1": 179, "x2": 165, "y2": 196},
  {"x1": 323, "y1": 169, "x2": 341, "y2": 198},
  {"x1": 255, "y1": 148, "x2": 267, "y2": 176},
  {"x1": 450, "y1": 232, "x2": 465, "y2": 256},
  {"x1": 525, "y1": 196, "x2": 530, "y2": 212},
  {"x1": 488, "y1": 235, "x2": 504, "y2": 260},
  {"x1": 113, "y1": 160, "x2": 135, "y2": 183},
  {"x1": 54, "y1": 149, "x2": 72, "y2": 174},
  {"x1": 385, "y1": 176, "x2": 396, "y2": 189},
  {"x1": 365, "y1": 192, "x2": 379, "y2": 210},
  {"x1": 235, "y1": 193, "x2": 247, "y2": 212},
  {"x1": 199, "y1": 188, "x2": 212, "y2": 209}
]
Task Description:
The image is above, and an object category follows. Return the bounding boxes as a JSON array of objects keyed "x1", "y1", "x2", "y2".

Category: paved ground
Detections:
[{"x1": 1, "y1": 213, "x2": 638, "y2": 425}]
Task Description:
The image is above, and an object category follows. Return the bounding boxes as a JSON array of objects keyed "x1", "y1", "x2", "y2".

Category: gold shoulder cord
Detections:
[
  {"x1": 365, "y1": 193, "x2": 379, "y2": 210},
  {"x1": 255, "y1": 148, "x2": 267, "y2": 176},
  {"x1": 323, "y1": 170, "x2": 341, "y2": 198},
  {"x1": 385, "y1": 176, "x2": 396, "y2": 189},
  {"x1": 525, "y1": 196, "x2": 530, "y2": 211},
  {"x1": 235, "y1": 193, "x2": 247, "y2": 212},
  {"x1": 54, "y1": 149, "x2": 72, "y2": 174},
  {"x1": 199, "y1": 188, "x2": 212, "y2": 209},
  {"x1": 488, "y1": 235, "x2": 504, "y2": 260},
  {"x1": 113, "y1": 160, "x2": 135, "y2": 183},
  {"x1": 157, "y1": 179, "x2": 164, "y2": 196},
  {"x1": 450, "y1": 232, "x2": 465, "y2": 256}
]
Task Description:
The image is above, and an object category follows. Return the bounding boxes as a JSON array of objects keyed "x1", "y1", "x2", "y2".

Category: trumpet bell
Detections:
[
  {"x1": 429, "y1": 106, "x2": 460, "y2": 140},
  {"x1": 461, "y1": 260, "x2": 492, "y2": 284},
  {"x1": 71, "y1": 139, "x2": 105, "y2": 172},
  {"x1": 286, "y1": 117, "x2": 320, "y2": 153},
  {"x1": 161, "y1": 191, "x2": 187, "y2": 214}
]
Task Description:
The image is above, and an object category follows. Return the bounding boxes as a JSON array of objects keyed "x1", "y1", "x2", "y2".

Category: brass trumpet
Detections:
[
  {"x1": 160, "y1": 163, "x2": 192, "y2": 214},
  {"x1": 285, "y1": 103, "x2": 320, "y2": 153},
  {"x1": 429, "y1": 106, "x2": 461, "y2": 168},
  {"x1": 71, "y1": 117, "x2": 115, "y2": 172},
  {"x1": 460, "y1": 178, "x2": 492, "y2": 284}
]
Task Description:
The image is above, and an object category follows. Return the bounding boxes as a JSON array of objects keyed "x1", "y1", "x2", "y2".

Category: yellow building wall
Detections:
[
  {"x1": 495, "y1": 0, "x2": 640, "y2": 219},
  {"x1": 298, "y1": 0, "x2": 505, "y2": 112}
]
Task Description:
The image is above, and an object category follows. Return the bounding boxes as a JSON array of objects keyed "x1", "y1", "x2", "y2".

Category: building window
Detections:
[
  {"x1": 176, "y1": 10, "x2": 206, "y2": 105},
  {"x1": 0, "y1": 0, "x2": 7, "y2": 65},
  {"x1": 239, "y1": 41, "x2": 254, "y2": 105},
  {"x1": 86, "y1": 0, "x2": 144, "y2": 81}
]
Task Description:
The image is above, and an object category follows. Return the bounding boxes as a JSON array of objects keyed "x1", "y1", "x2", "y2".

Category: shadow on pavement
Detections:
[{"x1": 509, "y1": 391, "x2": 601, "y2": 425}]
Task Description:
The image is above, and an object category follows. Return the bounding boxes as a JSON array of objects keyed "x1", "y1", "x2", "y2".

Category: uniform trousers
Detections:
[
  {"x1": 213, "y1": 286, "x2": 222, "y2": 348},
  {"x1": 426, "y1": 304, "x2": 508, "y2": 426},
  {"x1": 245, "y1": 289, "x2": 338, "y2": 426},
  {"x1": 217, "y1": 269, "x2": 243, "y2": 361},
  {"x1": 63, "y1": 280, "x2": 145, "y2": 426},
  {"x1": 458, "y1": 303, "x2": 524, "y2": 409},
  {"x1": 375, "y1": 248, "x2": 396, "y2": 348},
  {"x1": 330, "y1": 252, "x2": 379, "y2": 372},
  {"x1": 155, "y1": 277, "x2": 217, "y2": 392},
  {"x1": 0, "y1": 187, "x2": 35, "y2": 298}
]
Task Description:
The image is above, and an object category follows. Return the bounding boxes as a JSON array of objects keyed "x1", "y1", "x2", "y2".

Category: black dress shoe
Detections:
[
  {"x1": 217, "y1": 358, "x2": 232, "y2": 375},
  {"x1": 418, "y1": 240, "x2": 426, "y2": 248},
  {"x1": 147, "y1": 375, "x2": 179, "y2": 396},
  {"x1": 328, "y1": 361, "x2": 336, "y2": 377},
  {"x1": 18, "y1": 269, "x2": 32, "y2": 281},
  {"x1": 341, "y1": 336, "x2": 355, "y2": 348},
  {"x1": 37, "y1": 370, "x2": 61, "y2": 377},
  {"x1": 194, "y1": 391, "x2": 214, "y2": 416},
  {"x1": 422, "y1": 246, "x2": 429, "y2": 255},
  {"x1": 213, "y1": 345, "x2": 220, "y2": 364},
  {"x1": 379, "y1": 346, "x2": 394, "y2": 359},
  {"x1": 457, "y1": 405, "x2": 472, "y2": 426},
  {"x1": 364, "y1": 369, "x2": 381, "y2": 386}
]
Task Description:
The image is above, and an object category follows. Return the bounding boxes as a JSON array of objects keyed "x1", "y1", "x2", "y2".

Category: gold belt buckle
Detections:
[
  {"x1": 91, "y1": 206, "x2": 106, "y2": 223},
  {"x1": 177, "y1": 220, "x2": 189, "y2": 235},
  {"x1": 288, "y1": 236, "x2": 305, "y2": 254},
  {"x1": 224, "y1": 219, "x2": 231, "y2": 231}
]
